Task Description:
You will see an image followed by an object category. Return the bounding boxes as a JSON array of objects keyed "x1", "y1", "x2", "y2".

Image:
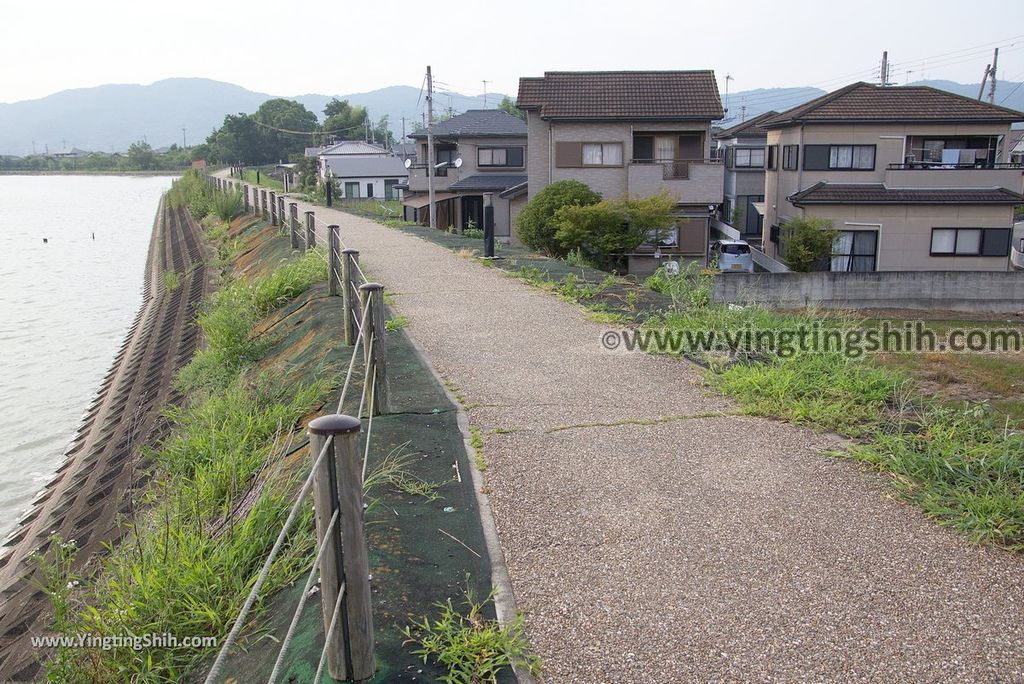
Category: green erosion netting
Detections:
[{"x1": 210, "y1": 218, "x2": 500, "y2": 682}]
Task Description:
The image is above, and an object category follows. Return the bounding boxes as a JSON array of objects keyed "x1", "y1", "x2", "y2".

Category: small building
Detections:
[
  {"x1": 516, "y1": 70, "x2": 725, "y2": 275},
  {"x1": 761, "y1": 82, "x2": 1024, "y2": 272},
  {"x1": 316, "y1": 140, "x2": 393, "y2": 180},
  {"x1": 325, "y1": 157, "x2": 408, "y2": 200},
  {"x1": 401, "y1": 110, "x2": 528, "y2": 240},
  {"x1": 714, "y1": 111, "x2": 778, "y2": 242}
]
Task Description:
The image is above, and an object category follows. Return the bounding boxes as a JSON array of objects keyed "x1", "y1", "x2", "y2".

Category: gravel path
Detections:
[{"x1": 235, "y1": 188, "x2": 1024, "y2": 682}]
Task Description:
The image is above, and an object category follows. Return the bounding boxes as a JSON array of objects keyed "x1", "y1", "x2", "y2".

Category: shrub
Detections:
[
  {"x1": 213, "y1": 188, "x2": 243, "y2": 222},
  {"x1": 515, "y1": 180, "x2": 600, "y2": 256},
  {"x1": 781, "y1": 217, "x2": 836, "y2": 272}
]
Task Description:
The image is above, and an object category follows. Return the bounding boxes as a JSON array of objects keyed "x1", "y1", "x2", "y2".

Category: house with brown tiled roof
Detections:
[
  {"x1": 517, "y1": 71, "x2": 725, "y2": 274},
  {"x1": 714, "y1": 111, "x2": 778, "y2": 240},
  {"x1": 761, "y1": 82, "x2": 1024, "y2": 272}
]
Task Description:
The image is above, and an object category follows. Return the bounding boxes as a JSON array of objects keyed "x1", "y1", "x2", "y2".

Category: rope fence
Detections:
[{"x1": 203, "y1": 174, "x2": 393, "y2": 682}]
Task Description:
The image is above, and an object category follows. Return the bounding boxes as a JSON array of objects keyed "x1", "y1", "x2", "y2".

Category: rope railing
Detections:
[{"x1": 203, "y1": 175, "x2": 392, "y2": 683}]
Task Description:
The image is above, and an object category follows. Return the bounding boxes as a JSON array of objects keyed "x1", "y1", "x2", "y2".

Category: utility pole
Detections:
[
  {"x1": 977, "y1": 48, "x2": 999, "y2": 102},
  {"x1": 724, "y1": 73, "x2": 733, "y2": 115},
  {"x1": 880, "y1": 51, "x2": 889, "y2": 86},
  {"x1": 989, "y1": 47, "x2": 999, "y2": 104},
  {"x1": 401, "y1": 116, "x2": 406, "y2": 143},
  {"x1": 740, "y1": 104, "x2": 747, "y2": 122},
  {"x1": 482, "y1": 79, "x2": 490, "y2": 108},
  {"x1": 182, "y1": 127, "x2": 187, "y2": 148},
  {"x1": 426, "y1": 65, "x2": 436, "y2": 231}
]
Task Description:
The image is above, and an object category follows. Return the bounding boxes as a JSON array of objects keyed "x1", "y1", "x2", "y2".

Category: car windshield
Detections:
[{"x1": 721, "y1": 244, "x2": 750, "y2": 255}]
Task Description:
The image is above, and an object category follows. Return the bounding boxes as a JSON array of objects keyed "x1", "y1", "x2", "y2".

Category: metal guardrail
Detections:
[
  {"x1": 887, "y1": 162, "x2": 1024, "y2": 170},
  {"x1": 204, "y1": 175, "x2": 389, "y2": 682}
]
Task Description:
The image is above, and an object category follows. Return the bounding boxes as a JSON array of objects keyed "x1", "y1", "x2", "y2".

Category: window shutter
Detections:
[{"x1": 555, "y1": 142, "x2": 583, "y2": 167}]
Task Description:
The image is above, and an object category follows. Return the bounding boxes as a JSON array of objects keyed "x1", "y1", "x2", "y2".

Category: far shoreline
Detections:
[{"x1": 0, "y1": 169, "x2": 186, "y2": 177}]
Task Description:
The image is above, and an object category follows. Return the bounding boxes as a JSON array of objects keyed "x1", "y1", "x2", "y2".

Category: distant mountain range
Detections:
[
  {"x1": 0, "y1": 79, "x2": 509, "y2": 156},
  {"x1": 1, "y1": 77, "x2": 1021, "y2": 157}
]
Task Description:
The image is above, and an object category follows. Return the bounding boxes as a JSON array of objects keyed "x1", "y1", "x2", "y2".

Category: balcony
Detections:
[
  {"x1": 627, "y1": 159, "x2": 724, "y2": 204},
  {"x1": 885, "y1": 162, "x2": 1024, "y2": 194},
  {"x1": 405, "y1": 164, "x2": 456, "y2": 193}
]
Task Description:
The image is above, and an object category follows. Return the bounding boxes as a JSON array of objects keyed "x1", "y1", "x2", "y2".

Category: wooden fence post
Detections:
[
  {"x1": 305, "y1": 210, "x2": 316, "y2": 249},
  {"x1": 358, "y1": 283, "x2": 391, "y2": 415},
  {"x1": 341, "y1": 248, "x2": 359, "y2": 346},
  {"x1": 261, "y1": 190, "x2": 268, "y2": 221},
  {"x1": 242, "y1": 185, "x2": 250, "y2": 213},
  {"x1": 328, "y1": 225, "x2": 341, "y2": 296},
  {"x1": 270, "y1": 192, "x2": 278, "y2": 226},
  {"x1": 279, "y1": 196, "x2": 287, "y2": 234},
  {"x1": 289, "y1": 202, "x2": 299, "y2": 250},
  {"x1": 308, "y1": 414, "x2": 375, "y2": 682}
]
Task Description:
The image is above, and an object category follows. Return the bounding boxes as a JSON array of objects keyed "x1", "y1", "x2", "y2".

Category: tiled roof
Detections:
[
  {"x1": 516, "y1": 71, "x2": 723, "y2": 121},
  {"x1": 448, "y1": 174, "x2": 528, "y2": 192},
  {"x1": 409, "y1": 110, "x2": 527, "y2": 139},
  {"x1": 789, "y1": 182, "x2": 1024, "y2": 205},
  {"x1": 762, "y1": 82, "x2": 1024, "y2": 127},
  {"x1": 319, "y1": 140, "x2": 391, "y2": 156},
  {"x1": 714, "y1": 111, "x2": 779, "y2": 139}
]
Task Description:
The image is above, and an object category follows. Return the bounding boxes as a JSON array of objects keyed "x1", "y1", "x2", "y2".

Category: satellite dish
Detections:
[
  {"x1": 454, "y1": 157, "x2": 463, "y2": 168},
  {"x1": 404, "y1": 158, "x2": 412, "y2": 169}
]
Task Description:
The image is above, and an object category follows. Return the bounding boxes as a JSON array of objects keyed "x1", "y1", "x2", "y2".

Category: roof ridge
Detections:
[{"x1": 542, "y1": 69, "x2": 715, "y2": 76}]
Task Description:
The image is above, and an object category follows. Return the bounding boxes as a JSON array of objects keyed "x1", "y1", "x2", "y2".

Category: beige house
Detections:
[
  {"x1": 761, "y1": 82, "x2": 1024, "y2": 272},
  {"x1": 401, "y1": 110, "x2": 527, "y2": 240},
  {"x1": 516, "y1": 71, "x2": 725, "y2": 274}
]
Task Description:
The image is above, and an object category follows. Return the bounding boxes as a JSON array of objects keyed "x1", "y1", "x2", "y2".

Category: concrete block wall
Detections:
[{"x1": 713, "y1": 271, "x2": 1024, "y2": 312}]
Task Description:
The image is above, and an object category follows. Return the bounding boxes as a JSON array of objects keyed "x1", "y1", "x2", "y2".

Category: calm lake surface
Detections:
[{"x1": 0, "y1": 175, "x2": 176, "y2": 540}]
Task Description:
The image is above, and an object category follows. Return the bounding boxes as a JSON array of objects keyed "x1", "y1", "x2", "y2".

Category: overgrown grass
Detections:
[
  {"x1": 40, "y1": 244, "x2": 338, "y2": 680},
  {"x1": 644, "y1": 267, "x2": 1024, "y2": 550},
  {"x1": 163, "y1": 269, "x2": 181, "y2": 293},
  {"x1": 176, "y1": 249, "x2": 327, "y2": 395},
  {"x1": 402, "y1": 584, "x2": 541, "y2": 683},
  {"x1": 168, "y1": 169, "x2": 213, "y2": 219},
  {"x1": 213, "y1": 188, "x2": 243, "y2": 222}
]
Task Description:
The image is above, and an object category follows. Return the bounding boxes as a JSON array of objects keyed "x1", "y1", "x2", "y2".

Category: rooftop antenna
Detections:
[{"x1": 724, "y1": 73, "x2": 733, "y2": 114}]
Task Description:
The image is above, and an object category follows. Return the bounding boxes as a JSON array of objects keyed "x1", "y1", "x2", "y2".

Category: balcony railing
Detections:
[
  {"x1": 408, "y1": 163, "x2": 450, "y2": 177},
  {"x1": 888, "y1": 161, "x2": 1024, "y2": 171},
  {"x1": 630, "y1": 158, "x2": 722, "y2": 180}
]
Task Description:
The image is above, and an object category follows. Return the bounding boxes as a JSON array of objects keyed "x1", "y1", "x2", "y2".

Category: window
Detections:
[
  {"x1": 582, "y1": 143, "x2": 623, "y2": 166},
  {"x1": 831, "y1": 230, "x2": 878, "y2": 271},
  {"x1": 734, "y1": 148, "x2": 765, "y2": 168},
  {"x1": 804, "y1": 144, "x2": 875, "y2": 170},
  {"x1": 344, "y1": 182, "x2": 359, "y2": 198},
  {"x1": 478, "y1": 146, "x2": 525, "y2": 167},
  {"x1": 384, "y1": 179, "x2": 399, "y2": 200},
  {"x1": 782, "y1": 145, "x2": 799, "y2": 170},
  {"x1": 767, "y1": 145, "x2": 777, "y2": 170},
  {"x1": 366, "y1": 183, "x2": 373, "y2": 198},
  {"x1": 435, "y1": 145, "x2": 457, "y2": 165},
  {"x1": 931, "y1": 228, "x2": 1010, "y2": 256}
]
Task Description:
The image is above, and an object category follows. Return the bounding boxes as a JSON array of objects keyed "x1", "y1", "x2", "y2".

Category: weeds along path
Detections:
[
  {"x1": 0, "y1": 201, "x2": 211, "y2": 682},
  {"x1": 222, "y1": 182, "x2": 1023, "y2": 683}
]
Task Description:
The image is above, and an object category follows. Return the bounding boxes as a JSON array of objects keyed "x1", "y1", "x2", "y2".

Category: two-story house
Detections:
[
  {"x1": 401, "y1": 110, "x2": 528, "y2": 239},
  {"x1": 714, "y1": 111, "x2": 778, "y2": 242},
  {"x1": 516, "y1": 70, "x2": 725, "y2": 274},
  {"x1": 761, "y1": 82, "x2": 1024, "y2": 272}
]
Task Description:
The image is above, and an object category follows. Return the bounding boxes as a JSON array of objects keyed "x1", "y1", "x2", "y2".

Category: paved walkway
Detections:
[{"x1": 234, "y1": 184, "x2": 1024, "y2": 682}]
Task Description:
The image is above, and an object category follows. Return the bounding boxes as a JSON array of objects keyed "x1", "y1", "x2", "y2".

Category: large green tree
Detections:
[
  {"x1": 253, "y1": 98, "x2": 319, "y2": 161},
  {"x1": 322, "y1": 99, "x2": 369, "y2": 141}
]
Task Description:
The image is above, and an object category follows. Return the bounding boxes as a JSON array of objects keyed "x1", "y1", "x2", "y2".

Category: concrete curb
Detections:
[{"x1": 399, "y1": 328, "x2": 538, "y2": 684}]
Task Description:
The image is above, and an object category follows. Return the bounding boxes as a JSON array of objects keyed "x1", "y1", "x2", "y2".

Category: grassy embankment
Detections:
[
  {"x1": 39, "y1": 170, "x2": 335, "y2": 682},
  {"x1": 241, "y1": 167, "x2": 284, "y2": 191}
]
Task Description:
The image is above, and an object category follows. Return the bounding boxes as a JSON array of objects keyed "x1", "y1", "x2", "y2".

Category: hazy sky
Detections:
[{"x1": 3, "y1": 0, "x2": 1023, "y2": 104}]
